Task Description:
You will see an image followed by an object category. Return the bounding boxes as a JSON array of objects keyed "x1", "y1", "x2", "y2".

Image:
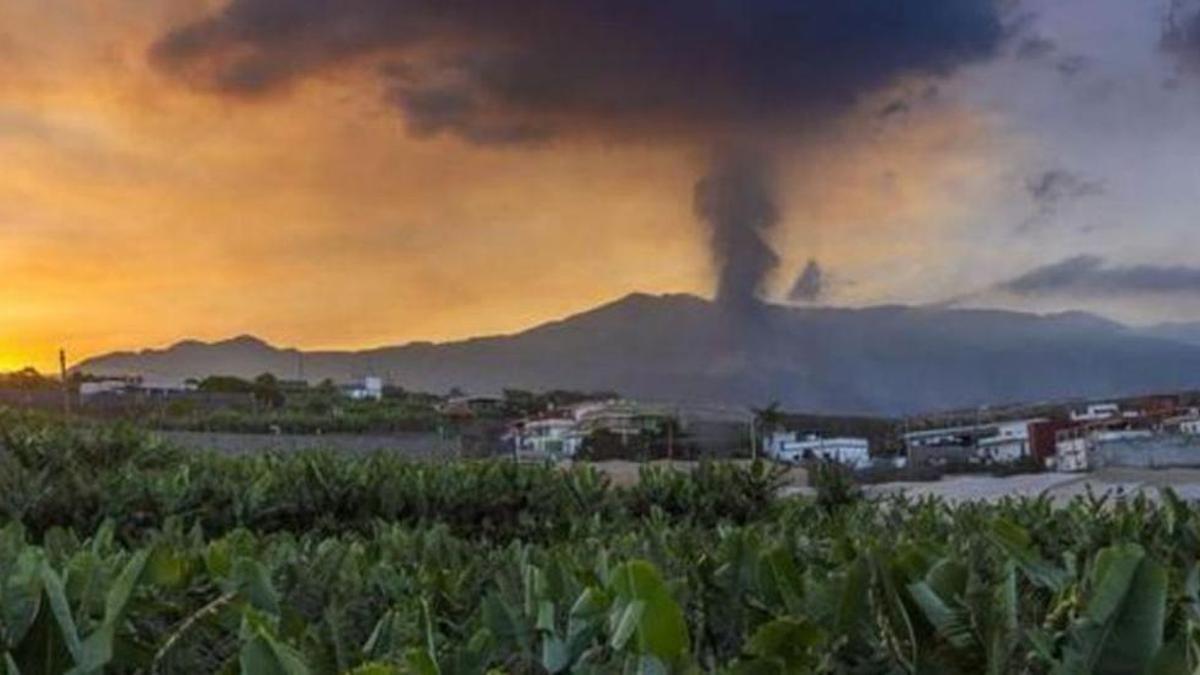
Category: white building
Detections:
[
  {"x1": 79, "y1": 380, "x2": 128, "y2": 398},
  {"x1": 572, "y1": 399, "x2": 666, "y2": 441},
  {"x1": 515, "y1": 418, "x2": 583, "y2": 459},
  {"x1": 346, "y1": 377, "x2": 384, "y2": 401},
  {"x1": 1182, "y1": 418, "x2": 1200, "y2": 436},
  {"x1": 1055, "y1": 425, "x2": 1154, "y2": 473},
  {"x1": 767, "y1": 432, "x2": 870, "y2": 468},
  {"x1": 80, "y1": 375, "x2": 193, "y2": 398},
  {"x1": 1070, "y1": 403, "x2": 1120, "y2": 422},
  {"x1": 976, "y1": 419, "x2": 1045, "y2": 464},
  {"x1": 1056, "y1": 432, "x2": 1090, "y2": 473}
]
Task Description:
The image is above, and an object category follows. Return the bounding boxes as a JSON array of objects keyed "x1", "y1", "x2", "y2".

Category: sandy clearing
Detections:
[
  {"x1": 862, "y1": 468, "x2": 1200, "y2": 504},
  {"x1": 570, "y1": 459, "x2": 807, "y2": 489}
]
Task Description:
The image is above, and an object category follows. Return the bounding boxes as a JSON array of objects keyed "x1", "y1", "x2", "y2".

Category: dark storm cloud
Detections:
[
  {"x1": 788, "y1": 259, "x2": 825, "y2": 303},
  {"x1": 999, "y1": 255, "x2": 1200, "y2": 297},
  {"x1": 152, "y1": 0, "x2": 1008, "y2": 305},
  {"x1": 1164, "y1": 0, "x2": 1200, "y2": 66},
  {"x1": 152, "y1": 0, "x2": 1008, "y2": 144}
]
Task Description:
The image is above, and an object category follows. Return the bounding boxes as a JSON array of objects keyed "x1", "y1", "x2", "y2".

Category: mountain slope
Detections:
[
  {"x1": 1139, "y1": 321, "x2": 1200, "y2": 348},
  {"x1": 75, "y1": 293, "x2": 1200, "y2": 414}
]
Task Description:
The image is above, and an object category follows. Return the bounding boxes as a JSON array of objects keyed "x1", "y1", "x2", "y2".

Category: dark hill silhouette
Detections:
[{"x1": 76, "y1": 293, "x2": 1200, "y2": 414}]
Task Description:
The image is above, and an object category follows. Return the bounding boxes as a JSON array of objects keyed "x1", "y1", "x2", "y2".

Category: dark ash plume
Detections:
[
  {"x1": 151, "y1": 0, "x2": 1007, "y2": 147},
  {"x1": 1165, "y1": 0, "x2": 1200, "y2": 67},
  {"x1": 789, "y1": 259, "x2": 825, "y2": 303},
  {"x1": 151, "y1": 0, "x2": 1009, "y2": 301},
  {"x1": 693, "y1": 150, "x2": 780, "y2": 306}
]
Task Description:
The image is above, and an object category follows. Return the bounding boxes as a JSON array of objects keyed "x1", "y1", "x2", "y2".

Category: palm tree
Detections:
[{"x1": 751, "y1": 401, "x2": 786, "y2": 460}]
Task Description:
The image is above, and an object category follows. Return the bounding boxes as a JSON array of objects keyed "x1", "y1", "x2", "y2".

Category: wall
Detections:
[
  {"x1": 0, "y1": 388, "x2": 74, "y2": 411},
  {"x1": 154, "y1": 430, "x2": 460, "y2": 459},
  {"x1": 1089, "y1": 435, "x2": 1200, "y2": 469}
]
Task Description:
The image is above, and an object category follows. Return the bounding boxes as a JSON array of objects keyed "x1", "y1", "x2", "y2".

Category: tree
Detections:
[
  {"x1": 0, "y1": 367, "x2": 54, "y2": 390},
  {"x1": 197, "y1": 376, "x2": 255, "y2": 394},
  {"x1": 753, "y1": 401, "x2": 786, "y2": 434},
  {"x1": 253, "y1": 373, "x2": 285, "y2": 409},
  {"x1": 752, "y1": 401, "x2": 787, "y2": 459}
]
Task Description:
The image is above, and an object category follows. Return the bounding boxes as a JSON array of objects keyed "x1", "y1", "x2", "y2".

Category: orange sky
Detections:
[{"x1": 0, "y1": 1, "x2": 1021, "y2": 372}]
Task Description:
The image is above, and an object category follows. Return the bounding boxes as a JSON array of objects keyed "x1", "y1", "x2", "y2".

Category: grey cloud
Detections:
[
  {"x1": 1020, "y1": 169, "x2": 1105, "y2": 231},
  {"x1": 1164, "y1": 0, "x2": 1200, "y2": 67},
  {"x1": 999, "y1": 255, "x2": 1200, "y2": 297},
  {"x1": 1017, "y1": 36, "x2": 1057, "y2": 60},
  {"x1": 1055, "y1": 54, "x2": 1090, "y2": 78},
  {"x1": 1027, "y1": 169, "x2": 1105, "y2": 204}
]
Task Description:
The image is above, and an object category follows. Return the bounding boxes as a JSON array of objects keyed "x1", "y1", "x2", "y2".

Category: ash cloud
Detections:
[
  {"x1": 1164, "y1": 0, "x2": 1200, "y2": 66},
  {"x1": 152, "y1": 1, "x2": 1007, "y2": 145},
  {"x1": 998, "y1": 255, "x2": 1200, "y2": 297},
  {"x1": 693, "y1": 150, "x2": 780, "y2": 307},
  {"x1": 789, "y1": 260, "x2": 825, "y2": 303},
  {"x1": 151, "y1": 0, "x2": 1008, "y2": 303}
]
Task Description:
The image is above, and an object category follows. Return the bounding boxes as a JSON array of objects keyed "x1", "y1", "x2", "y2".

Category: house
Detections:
[
  {"x1": 1055, "y1": 426, "x2": 1091, "y2": 473},
  {"x1": 902, "y1": 422, "x2": 996, "y2": 466},
  {"x1": 79, "y1": 380, "x2": 129, "y2": 398},
  {"x1": 767, "y1": 431, "x2": 870, "y2": 468},
  {"x1": 440, "y1": 394, "x2": 506, "y2": 417},
  {"x1": 975, "y1": 419, "x2": 1046, "y2": 464},
  {"x1": 510, "y1": 416, "x2": 583, "y2": 459},
  {"x1": 80, "y1": 375, "x2": 193, "y2": 398},
  {"x1": 1070, "y1": 403, "x2": 1120, "y2": 422},
  {"x1": 1161, "y1": 410, "x2": 1200, "y2": 435},
  {"x1": 1055, "y1": 419, "x2": 1154, "y2": 472},
  {"x1": 1028, "y1": 419, "x2": 1076, "y2": 466},
  {"x1": 573, "y1": 400, "x2": 669, "y2": 440},
  {"x1": 345, "y1": 377, "x2": 383, "y2": 401}
]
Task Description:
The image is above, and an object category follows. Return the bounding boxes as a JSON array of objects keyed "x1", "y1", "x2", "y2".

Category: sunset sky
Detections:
[{"x1": 5, "y1": 0, "x2": 1200, "y2": 371}]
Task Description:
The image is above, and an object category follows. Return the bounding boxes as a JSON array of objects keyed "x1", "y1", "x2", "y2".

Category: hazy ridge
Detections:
[{"x1": 77, "y1": 293, "x2": 1200, "y2": 415}]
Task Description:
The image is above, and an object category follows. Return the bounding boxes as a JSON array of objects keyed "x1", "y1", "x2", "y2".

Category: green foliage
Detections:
[
  {"x1": 7, "y1": 411, "x2": 1200, "y2": 673},
  {"x1": 0, "y1": 368, "x2": 59, "y2": 391},
  {"x1": 197, "y1": 376, "x2": 258, "y2": 395},
  {"x1": 809, "y1": 461, "x2": 861, "y2": 512},
  {"x1": 156, "y1": 396, "x2": 444, "y2": 434}
]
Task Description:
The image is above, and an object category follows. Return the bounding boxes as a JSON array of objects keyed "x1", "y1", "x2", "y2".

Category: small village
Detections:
[
  {"x1": 899, "y1": 397, "x2": 1200, "y2": 474},
  {"x1": 8, "y1": 365, "x2": 1200, "y2": 484}
]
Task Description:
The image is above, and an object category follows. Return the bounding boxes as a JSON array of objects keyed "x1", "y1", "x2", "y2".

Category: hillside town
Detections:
[
  {"x1": 5, "y1": 365, "x2": 1200, "y2": 480},
  {"x1": 900, "y1": 397, "x2": 1200, "y2": 474}
]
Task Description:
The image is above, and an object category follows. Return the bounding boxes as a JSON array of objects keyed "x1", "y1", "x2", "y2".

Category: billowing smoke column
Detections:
[
  {"x1": 151, "y1": 0, "x2": 1008, "y2": 304},
  {"x1": 694, "y1": 150, "x2": 780, "y2": 306}
]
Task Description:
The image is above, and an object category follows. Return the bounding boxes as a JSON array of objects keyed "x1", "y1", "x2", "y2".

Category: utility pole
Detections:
[
  {"x1": 749, "y1": 412, "x2": 758, "y2": 461},
  {"x1": 667, "y1": 409, "x2": 675, "y2": 464},
  {"x1": 903, "y1": 416, "x2": 911, "y2": 465},
  {"x1": 58, "y1": 348, "x2": 70, "y2": 417}
]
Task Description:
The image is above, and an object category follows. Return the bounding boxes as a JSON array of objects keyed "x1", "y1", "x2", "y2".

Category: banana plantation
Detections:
[{"x1": 0, "y1": 409, "x2": 1197, "y2": 674}]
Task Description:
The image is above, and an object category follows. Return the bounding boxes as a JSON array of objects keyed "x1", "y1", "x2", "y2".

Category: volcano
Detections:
[{"x1": 76, "y1": 293, "x2": 1200, "y2": 415}]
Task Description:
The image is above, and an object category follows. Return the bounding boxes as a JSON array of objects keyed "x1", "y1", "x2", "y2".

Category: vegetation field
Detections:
[{"x1": 1, "y1": 409, "x2": 1198, "y2": 674}]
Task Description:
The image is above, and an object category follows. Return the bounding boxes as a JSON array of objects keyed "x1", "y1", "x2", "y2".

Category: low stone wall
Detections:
[
  {"x1": 154, "y1": 430, "x2": 460, "y2": 460},
  {"x1": 1090, "y1": 436, "x2": 1200, "y2": 469}
]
